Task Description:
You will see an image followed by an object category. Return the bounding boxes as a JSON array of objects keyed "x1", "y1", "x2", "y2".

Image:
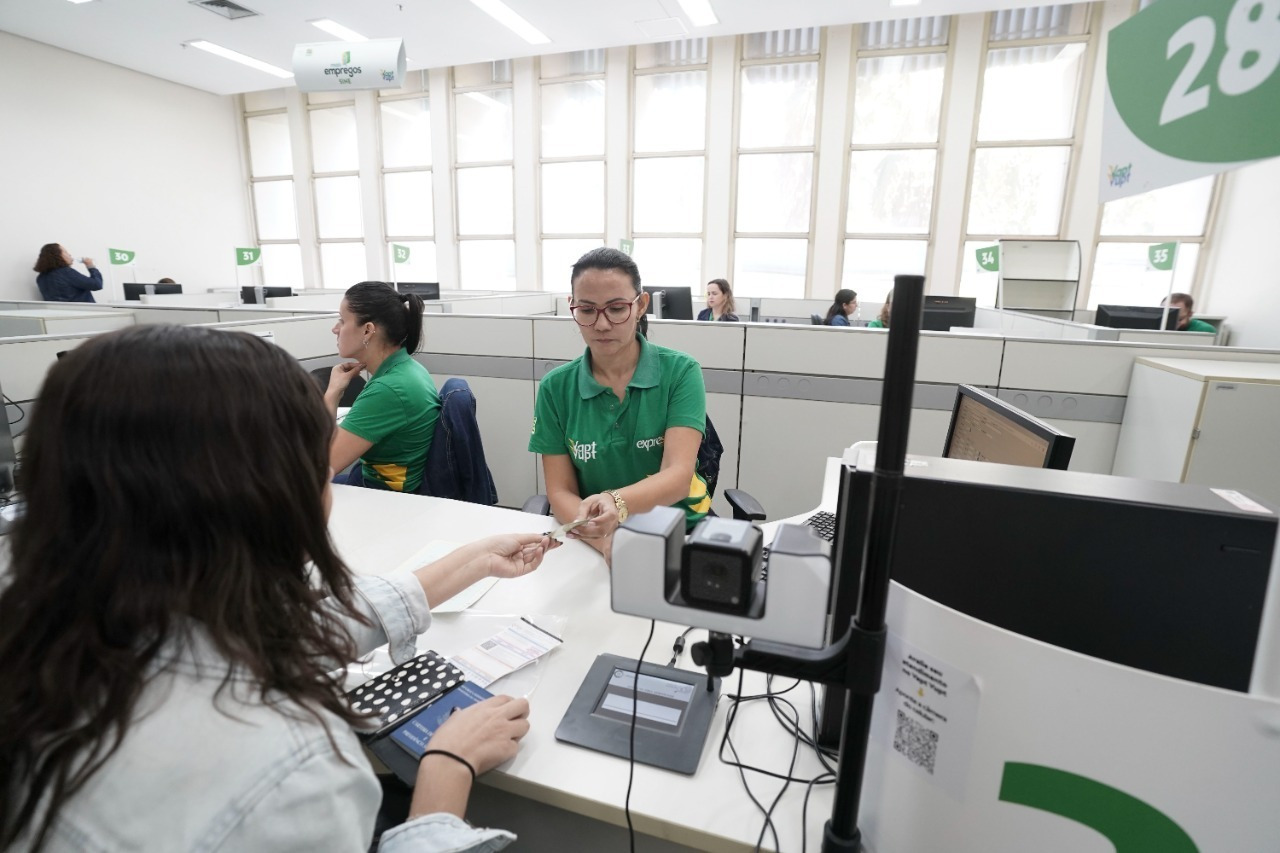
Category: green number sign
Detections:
[
  {"x1": 393, "y1": 244, "x2": 410, "y2": 264},
  {"x1": 1148, "y1": 242, "x2": 1179, "y2": 271},
  {"x1": 976, "y1": 245, "x2": 1000, "y2": 273},
  {"x1": 619, "y1": 239, "x2": 635, "y2": 256},
  {"x1": 236, "y1": 248, "x2": 262, "y2": 266},
  {"x1": 109, "y1": 249, "x2": 136, "y2": 265},
  {"x1": 1108, "y1": 0, "x2": 1280, "y2": 164}
]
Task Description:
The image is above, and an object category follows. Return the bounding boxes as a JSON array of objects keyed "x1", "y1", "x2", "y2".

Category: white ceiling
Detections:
[{"x1": 1, "y1": 0, "x2": 1050, "y2": 96}]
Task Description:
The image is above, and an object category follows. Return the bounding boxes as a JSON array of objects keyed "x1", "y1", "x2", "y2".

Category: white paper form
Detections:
[
  {"x1": 393, "y1": 540, "x2": 500, "y2": 613},
  {"x1": 448, "y1": 618, "x2": 563, "y2": 688}
]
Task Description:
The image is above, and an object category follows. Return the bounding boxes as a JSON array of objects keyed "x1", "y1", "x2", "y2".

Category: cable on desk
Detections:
[
  {"x1": 4, "y1": 394, "x2": 24, "y2": 427},
  {"x1": 719, "y1": 669, "x2": 782, "y2": 852},
  {"x1": 666, "y1": 626, "x2": 696, "y2": 668},
  {"x1": 625, "y1": 619, "x2": 656, "y2": 853}
]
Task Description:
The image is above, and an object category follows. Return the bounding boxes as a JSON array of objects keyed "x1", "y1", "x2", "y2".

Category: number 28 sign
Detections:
[{"x1": 1100, "y1": 0, "x2": 1279, "y2": 201}]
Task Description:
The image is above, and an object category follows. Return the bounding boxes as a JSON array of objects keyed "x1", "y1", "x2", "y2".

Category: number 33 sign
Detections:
[{"x1": 1100, "y1": 0, "x2": 1279, "y2": 201}]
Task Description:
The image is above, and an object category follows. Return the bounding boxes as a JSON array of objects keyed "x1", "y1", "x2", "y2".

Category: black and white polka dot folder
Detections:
[{"x1": 346, "y1": 651, "x2": 466, "y2": 739}]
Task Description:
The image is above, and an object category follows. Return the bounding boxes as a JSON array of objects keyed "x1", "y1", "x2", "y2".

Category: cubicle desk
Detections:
[
  {"x1": 0, "y1": 308, "x2": 133, "y2": 337},
  {"x1": 328, "y1": 485, "x2": 832, "y2": 852}
]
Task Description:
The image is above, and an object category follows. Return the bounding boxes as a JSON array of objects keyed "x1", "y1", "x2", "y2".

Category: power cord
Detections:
[
  {"x1": 3, "y1": 394, "x2": 23, "y2": 427},
  {"x1": 666, "y1": 626, "x2": 696, "y2": 667},
  {"x1": 625, "y1": 619, "x2": 656, "y2": 853}
]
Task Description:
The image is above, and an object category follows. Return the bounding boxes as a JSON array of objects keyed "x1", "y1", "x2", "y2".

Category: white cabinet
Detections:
[
  {"x1": 996, "y1": 240, "x2": 1080, "y2": 320},
  {"x1": 1112, "y1": 357, "x2": 1280, "y2": 507},
  {"x1": 0, "y1": 309, "x2": 135, "y2": 337}
]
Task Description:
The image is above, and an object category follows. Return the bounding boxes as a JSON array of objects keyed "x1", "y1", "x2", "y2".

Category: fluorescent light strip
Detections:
[
  {"x1": 466, "y1": 0, "x2": 550, "y2": 45},
  {"x1": 310, "y1": 19, "x2": 368, "y2": 42},
  {"x1": 889, "y1": 0, "x2": 923, "y2": 6},
  {"x1": 186, "y1": 40, "x2": 294, "y2": 79},
  {"x1": 66, "y1": 0, "x2": 97, "y2": 4},
  {"x1": 675, "y1": 0, "x2": 718, "y2": 27}
]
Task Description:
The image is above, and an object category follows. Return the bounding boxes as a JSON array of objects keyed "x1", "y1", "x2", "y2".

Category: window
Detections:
[
  {"x1": 842, "y1": 18, "x2": 949, "y2": 298},
  {"x1": 633, "y1": 39, "x2": 708, "y2": 285},
  {"x1": 309, "y1": 100, "x2": 366, "y2": 287},
  {"x1": 540, "y1": 50, "x2": 606, "y2": 288},
  {"x1": 244, "y1": 90, "x2": 302, "y2": 289},
  {"x1": 960, "y1": 4, "x2": 1091, "y2": 305},
  {"x1": 733, "y1": 29, "x2": 819, "y2": 298},
  {"x1": 454, "y1": 62, "x2": 515, "y2": 289},
  {"x1": 379, "y1": 92, "x2": 435, "y2": 279}
]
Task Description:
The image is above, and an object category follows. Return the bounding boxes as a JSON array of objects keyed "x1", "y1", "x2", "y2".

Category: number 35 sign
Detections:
[{"x1": 1100, "y1": 0, "x2": 1279, "y2": 201}]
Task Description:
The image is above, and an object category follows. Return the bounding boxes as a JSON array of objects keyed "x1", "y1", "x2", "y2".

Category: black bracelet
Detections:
[{"x1": 421, "y1": 749, "x2": 477, "y2": 782}]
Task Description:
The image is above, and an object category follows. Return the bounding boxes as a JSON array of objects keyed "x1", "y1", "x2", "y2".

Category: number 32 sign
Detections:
[{"x1": 1100, "y1": 0, "x2": 1279, "y2": 201}]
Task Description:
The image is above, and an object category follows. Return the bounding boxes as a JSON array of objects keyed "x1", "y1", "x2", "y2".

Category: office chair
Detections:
[
  {"x1": 415, "y1": 378, "x2": 498, "y2": 504},
  {"x1": 811, "y1": 313, "x2": 824, "y2": 325},
  {"x1": 310, "y1": 366, "x2": 366, "y2": 408},
  {"x1": 521, "y1": 414, "x2": 765, "y2": 522}
]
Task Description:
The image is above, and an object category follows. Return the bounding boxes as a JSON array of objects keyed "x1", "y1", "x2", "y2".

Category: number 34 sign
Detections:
[{"x1": 1100, "y1": 0, "x2": 1279, "y2": 201}]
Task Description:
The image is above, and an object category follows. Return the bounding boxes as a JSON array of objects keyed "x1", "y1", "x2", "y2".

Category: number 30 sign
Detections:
[{"x1": 1100, "y1": 0, "x2": 1279, "y2": 201}]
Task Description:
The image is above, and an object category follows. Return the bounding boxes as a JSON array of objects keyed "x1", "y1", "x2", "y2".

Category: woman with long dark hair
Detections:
[
  {"x1": 696, "y1": 279, "x2": 739, "y2": 322},
  {"x1": 327, "y1": 281, "x2": 439, "y2": 493},
  {"x1": 0, "y1": 324, "x2": 555, "y2": 851},
  {"x1": 33, "y1": 243, "x2": 102, "y2": 303},
  {"x1": 824, "y1": 288, "x2": 858, "y2": 326}
]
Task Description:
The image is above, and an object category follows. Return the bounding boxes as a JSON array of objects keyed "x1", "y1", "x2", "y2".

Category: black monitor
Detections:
[
  {"x1": 240, "y1": 286, "x2": 294, "y2": 305},
  {"x1": 920, "y1": 295, "x2": 976, "y2": 331},
  {"x1": 396, "y1": 282, "x2": 441, "y2": 300},
  {"x1": 1094, "y1": 304, "x2": 1177, "y2": 330},
  {"x1": 943, "y1": 385, "x2": 1074, "y2": 470},
  {"x1": 123, "y1": 283, "x2": 183, "y2": 301},
  {"x1": 642, "y1": 286, "x2": 694, "y2": 321},
  {"x1": 0, "y1": 377, "x2": 16, "y2": 496}
]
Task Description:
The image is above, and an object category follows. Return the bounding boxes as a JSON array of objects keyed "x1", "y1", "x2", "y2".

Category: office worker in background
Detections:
[
  {"x1": 867, "y1": 289, "x2": 892, "y2": 328},
  {"x1": 326, "y1": 281, "x2": 440, "y2": 493},
  {"x1": 824, "y1": 288, "x2": 858, "y2": 326},
  {"x1": 530, "y1": 247, "x2": 710, "y2": 564},
  {"x1": 157, "y1": 277, "x2": 176, "y2": 284},
  {"x1": 32, "y1": 243, "x2": 102, "y2": 303},
  {"x1": 697, "y1": 278, "x2": 739, "y2": 322},
  {"x1": 1162, "y1": 292, "x2": 1216, "y2": 333},
  {"x1": 0, "y1": 324, "x2": 556, "y2": 852}
]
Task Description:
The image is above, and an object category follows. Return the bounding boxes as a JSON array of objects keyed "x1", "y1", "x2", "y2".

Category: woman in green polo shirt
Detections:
[
  {"x1": 325, "y1": 281, "x2": 440, "y2": 493},
  {"x1": 529, "y1": 247, "x2": 709, "y2": 564}
]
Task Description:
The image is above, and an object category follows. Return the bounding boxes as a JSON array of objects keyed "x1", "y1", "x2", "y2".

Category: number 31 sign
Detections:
[{"x1": 1100, "y1": 0, "x2": 1279, "y2": 201}]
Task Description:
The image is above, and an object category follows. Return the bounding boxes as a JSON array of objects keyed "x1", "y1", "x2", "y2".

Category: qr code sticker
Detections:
[{"x1": 893, "y1": 709, "x2": 939, "y2": 775}]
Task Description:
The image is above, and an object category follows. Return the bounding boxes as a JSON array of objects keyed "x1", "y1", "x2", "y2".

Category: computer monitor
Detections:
[
  {"x1": 0, "y1": 378, "x2": 17, "y2": 497},
  {"x1": 943, "y1": 385, "x2": 1074, "y2": 470},
  {"x1": 1094, "y1": 304, "x2": 1177, "y2": 330},
  {"x1": 240, "y1": 286, "x2": 294, "y2": 305},
  {"x1": 920, "y1": 295, "x2": 976, "y2": 331},
  {"x1": 396, "y1": 282, "x2": 441, "y2": 300},
  {"x1": 123, "y1": 283, "x2": 183, "y2": 301},
  {"x1": 642, "y1": 286, "x2": 694, "y2": 321}
]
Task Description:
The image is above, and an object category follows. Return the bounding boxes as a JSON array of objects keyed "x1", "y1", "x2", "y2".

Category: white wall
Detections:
[
  {"x1": 0, "y1": 32, "x2": 250, "y2": 302},
  {"x1": 1200, "y1": 157, "x2": 1280, "y2": 349}
]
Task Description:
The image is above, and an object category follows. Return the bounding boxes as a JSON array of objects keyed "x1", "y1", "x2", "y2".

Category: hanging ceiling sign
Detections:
[{"x1": 293, "y1": 38, "x2": 407, "y2": 92}]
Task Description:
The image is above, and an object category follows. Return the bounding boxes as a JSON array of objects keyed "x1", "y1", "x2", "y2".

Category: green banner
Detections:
[
  {"x1": 392, "y1": 244, "x2": 410, "y2": 264},
  {"x1": 1102, "y1": 0, "x2": 1280, "y2": 199},
  {"x1": 236, "y1": 247, "x2": 262, "y2": 266},
  {"x1": 619, "y1": 238, "x2": 634, "y2": 256},
  {"x1": 976, "y1": 245, "x2": 1000, "y2": 272},
  {"x1": 1147, "y1": 242, "x2": 1179, "y2": 271},
  {"x1": 108, "y1": 248, "x2": 136, "y2": 265}
]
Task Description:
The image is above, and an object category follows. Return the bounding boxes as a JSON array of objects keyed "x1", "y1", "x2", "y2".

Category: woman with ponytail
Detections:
[{"x1": 327, "y1": 281, "x2": 439, "y2": 493}]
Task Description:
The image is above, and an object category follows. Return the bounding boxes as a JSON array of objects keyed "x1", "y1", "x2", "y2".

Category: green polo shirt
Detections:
[
  {"x1": 1184, "y1": 318, "x2": 1216, "y2": 334},
  {"x1": 340, "y1": 348, "x2": 440, "y2": 493},
  {"x1": 529, "y1": 334, "x2": 710, "y2": 528}
]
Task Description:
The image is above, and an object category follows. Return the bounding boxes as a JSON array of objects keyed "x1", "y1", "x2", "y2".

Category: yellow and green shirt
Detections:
[
  {"x1": 340, "y1": 348, "x2": 439, "y2": 492},
  {"x1": 529, "y1": 334, "x2": 709, "y2": 528}
]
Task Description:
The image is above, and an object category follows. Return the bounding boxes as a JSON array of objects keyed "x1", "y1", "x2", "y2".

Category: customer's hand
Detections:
[
  {"x1": 423, "y1": 695, "x2": 531, "y2": 776},
  {"x1": 570, "y1": 493, "x2": 619, "y2": 540},
  {"x1": 327, "y1": 360, "x2": 365, "y2": 397},
  {"x1": 469, "y1": 533, "x2": 558, "y2": 579}
]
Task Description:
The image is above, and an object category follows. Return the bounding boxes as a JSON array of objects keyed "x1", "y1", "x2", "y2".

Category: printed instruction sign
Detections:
[{"x1": 873, "y1": 632, "x2": 980, "y2": 800}]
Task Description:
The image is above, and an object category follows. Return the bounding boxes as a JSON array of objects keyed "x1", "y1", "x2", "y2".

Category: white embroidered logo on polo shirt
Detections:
[
  {"x1": 570, "y1": 438, "x2": 598, "y2": 462},
  {"x1": 636, "y1": 436, "x2": 664, "y2": 451}
]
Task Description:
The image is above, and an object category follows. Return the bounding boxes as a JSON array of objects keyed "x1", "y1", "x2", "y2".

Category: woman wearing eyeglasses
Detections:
[{"x1": 529, "y1": 247, "x2": 710, "y2": 564}]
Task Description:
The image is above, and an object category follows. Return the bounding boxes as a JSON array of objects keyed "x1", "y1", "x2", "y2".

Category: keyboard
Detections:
[{"x1": 803, "y1": 510, "x2": 837, "y2": 542}]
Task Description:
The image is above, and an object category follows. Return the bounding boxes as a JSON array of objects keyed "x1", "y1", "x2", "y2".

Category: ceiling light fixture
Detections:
[
  {"x1": 674, "y1": 0, "x2": 718, "y2": 27},
  {"x1": 465, "y1": 0, "x2": 550, "y2": 45},
  {"x1": 66, "y1": 0, "x2": 97, "y2": 4},
  {"x1": 185, "y1": 40, "x2": 294, "y2": 78},
  {"x1": 889, "y1": 0, "x2": 923, "y2": 6},
  {"x1": 310, "y1": 19, "x2": 368, "y2": 42}
]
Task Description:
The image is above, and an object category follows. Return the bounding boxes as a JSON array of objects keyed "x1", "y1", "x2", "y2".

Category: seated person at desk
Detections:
[
  {"x1": 824, "y1": 288, "x2": 858, "y2": 326},
  {"x1": 696, "y1": 278, "x2": 740, "y2": 322},
  {"x1": 33, "y1": 243, "x2": 102, "y2": 303},
  {"x1": 530, "y1": 247, "x2": 710, "y2": 563},
  {"x1": 1162, "y1": 292, "x2": 1216, "y2": 333},
  {"x1": 867, "y1": 289, "x2": 891, "y2": 328},
  {"x1": 326, "y1": 281, "x2": 440, "y2": 492},
  {"x1": 0, "y1": 324, "x2": 556, "y2": 852}
]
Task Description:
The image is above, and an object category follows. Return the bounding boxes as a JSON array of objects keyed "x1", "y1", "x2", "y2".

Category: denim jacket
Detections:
[
  {"x1": 418, "y1": 378, "x2": 498, "y2": 505},
  {"x1": 19, "y1": 573, "x2": 515, "y2": 853}
]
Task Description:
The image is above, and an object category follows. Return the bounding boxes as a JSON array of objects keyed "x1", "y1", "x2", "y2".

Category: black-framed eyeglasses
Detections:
[{"x1": 568, "y1": 295, "x2": 641, "y2": 327}]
